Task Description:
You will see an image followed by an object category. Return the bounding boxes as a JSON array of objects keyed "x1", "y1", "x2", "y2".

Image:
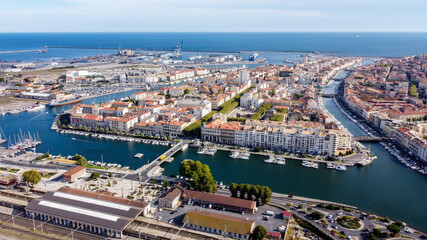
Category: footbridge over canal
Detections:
[
  {"x1": 124, "y1": 140, "x2": 188, "y2": 181},
  {"x1": 353, "y1": 136, "x2": 383, "y2": 142}
]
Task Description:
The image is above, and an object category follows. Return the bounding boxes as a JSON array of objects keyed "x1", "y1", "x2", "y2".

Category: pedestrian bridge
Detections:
[{"x1": 353, "y1": 136, "x2": 383, "y2": 142}]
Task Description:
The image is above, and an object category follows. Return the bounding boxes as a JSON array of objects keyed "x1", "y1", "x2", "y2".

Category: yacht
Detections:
[
  {"x1": 264, "y1": 155, "x2": 275, "y2": 163},
  {"x1": 27, "y1": 104, "x2": 46, "y2": 112},
  {"x1": 326, "y1": 163, "x2": 335, "y2": 169},
  {"x1": 302, "y1": 161, "x2": 313, "y2": 168},
  {"x1": 239, "y1": 152, "x2": 250, "y2": 160},
  {"x1": 336, "y1": 165, "x2": 347, "y2": 171},
  {"x1": 229, "y1": 151, "x2": 240, "y2": 159},
  {"x1": 276, "y1": 157, "x2": 286, "y2": 165},
  {"x1": 312, "y1": 162, "x2": 319, "y2": 169},
  {"x1": 207, "y1": 148, "x2": 217, "y2": 156},
  {"x1": 197, "y1": 147, "x2": 207, "y2": 154}
]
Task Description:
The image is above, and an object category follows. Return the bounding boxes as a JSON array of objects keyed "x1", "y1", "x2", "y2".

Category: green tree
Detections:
[
  {"x1": 73, "y1": 154, "x2": 87, "y2": 166},
  {"x1": 409, "y1": 84, "x2": 417, "y2": 97},
  {"x1": 247, "y1": 184, "x2": 256, "y2": 200},
  {"x1": 183, "y1": 88, "x2": 190, "y2": 95},
  {"x1": 179, "y1": 160, "x2": 217, "y2": 193},
  {"x1": 309, "y1": 211, "x2": 324, "y2": 220},
  {"x1": 260, "y1": 186, "x2": 272, "y2": 204},
  {"x1": 239, "y1": 183, "x2": 248, "y2": 199},
  {"x1": 151, "y1": 179, "x2": 156, "y2": 185},
  {"x1": 90, "y1": 172, "x2": 100, "y2": 179},
  {"x1": 373, "y1": 228, "x2": 382, "y2": 237},
  {"x1": 254, "y1": 185, "x2": 262, "y2": 201},
  {"x1": 162, "y1": 179, "x2": 170, "y2": 189},
  {"x1": 0, "y1": 77, "x2": 5, "y2": 82},
  {"x1": 108, "y1": 172, "x2": 113, "y2": 178},
  {"x1": 387, "y1": 224, "x2": 401, "y2": 235},
  {"x1": 22, "y1": 169, "x2": 42, "y2": 186},
  {"x1": 229, "y1": 182, "x2": 239, "y2": 198},
  {"x1": 252, "y1": 225, "x2": 268, "y2": 240}
]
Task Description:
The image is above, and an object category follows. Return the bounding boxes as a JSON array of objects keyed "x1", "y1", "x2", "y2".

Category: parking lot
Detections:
[{"x1": 153, "y1": 202, "x2": 288, "y2": 233}]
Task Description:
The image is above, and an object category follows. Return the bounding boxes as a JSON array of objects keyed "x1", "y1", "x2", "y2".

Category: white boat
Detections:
[
  {"x1": 9, "y1": 109, "x2": 20, "y2": 114},
  {"x1": 207, "y1": 148, "x2": 217, "y2": 156},
  {"x1": 312, "y1": 163, "x2": 319, "y2": 169},
  {"x1": 326, "y1": 163, "x2": 335, "y2": 169},
  {"x1": 197, "y1": 147, "x2": 207, "y2": 154},
  {"x1": 276, "y1": 157, "x2": 286, "y2": 165},
  {"x1": 239, "y1": 152, "x2": 250, "y2": 160},
  {"x1": 336, "y1": 165, "x2": 347, "y2": 171},
  {"x1": 26, "y1": 104, "x2": 46, "y2": 112},
  {"x1": 229, "y1": 151, "x2": 240, "y2": 159},
  {"x1": 302, "y1": 160, "x2": 312, "y2": 168},
  {"x1": 264, "y1": 155, "x2": 275, "y2": 163}
]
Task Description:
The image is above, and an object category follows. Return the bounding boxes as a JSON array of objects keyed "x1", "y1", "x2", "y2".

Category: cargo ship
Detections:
[{"x1": 49, "y1": 98, "x2": 83, "y2": 107}]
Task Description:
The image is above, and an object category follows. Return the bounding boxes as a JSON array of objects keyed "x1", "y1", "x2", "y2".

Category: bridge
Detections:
[
  {"x1": 124, "y1": 140, "x2": 188, "y2": 181},
  {"x1": 320, "y1": 93, "x2": 338, "y2": 98},
  {"x1": 353, "y1": 136, "x2": 383, "y2": 142}
]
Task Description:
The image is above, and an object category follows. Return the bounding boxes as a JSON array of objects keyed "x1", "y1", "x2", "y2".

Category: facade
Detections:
[
  {"x1": 184, "y1": 210, "x2": 255, "y2": 240},
  {"x1": 201, "y1": 119, "x2": 352, "y2": 156},
  {"x1": 25, "y1": 187, "x2": 150, "y2": 238},
  {"x1": 63, "y1": 166, "x2": 86, "y2": 182},
  {"x1": 158, "y1": 187, "x2": 182, "y2": 209},
  {"x1": 182, "y1": 190, "x2": 257, "y2": 214}
]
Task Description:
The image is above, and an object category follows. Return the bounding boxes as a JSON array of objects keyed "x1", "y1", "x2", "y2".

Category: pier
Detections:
[{"x1": 0, "y1": 49, "x2": 47, "y2": 54}]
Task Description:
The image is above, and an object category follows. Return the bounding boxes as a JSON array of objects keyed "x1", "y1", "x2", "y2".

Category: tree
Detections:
[
  {"x1": 247, "y1": 184, "x2": 256, "y2": 200},
  {"x1": 162, "y1": 179, "x2": 170, "y2": 189},
  {"x1": 108, "y1": 172, "x2": 113, "y2": 178},
  {"x1": 254, "y1": 185, "x2": 262, "y2": 201},
  {"x1": 22, "y1": 169, "x2": 42, "y2": 186},
  {"x1": 373, "y1": 228, "x2": 382, "y2": 237},
  {"x1": 90, "y1": 172, "x2": 100, "y2": 179},
  {"x1": 260, "y1": 186, "x2": 272, "y2": 204},
  {"x1": 179, "y1": 160, "x2": 217, "y2": 193},
  {"x1": 254, "y1": 147, "x2": 262, "y2": 152},
  {"x1": 229, "y1": 182, "x2": 239, "y2": 198},
  {"x1": 239, "y1": 183, "x2": 248, "y2": 199},
  {"x1": 184, "y1": 88, "x2": 190, "y2": 95},
  {"x1": 409, "y1": 84, "x2": 417, "y2": 97},
  {"x1": 73, "y1": 155, "x2": 87, "y2": 166},
  {"x1": 387, "y1": 224, "x2": 401, "y2": 235},
  {"x1": 253, "y1": 225, "x2": 268, "y2": 240},
  {"x1": 0, "y1": 77, "x2": 5, "y2": 82},
  {"x1": 309, "y1": 211, "x2": 324, "y2": 220}
]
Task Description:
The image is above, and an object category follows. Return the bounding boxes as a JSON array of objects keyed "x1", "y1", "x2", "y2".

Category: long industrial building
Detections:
[{"x1": 25, "y1": 187, "x2": 150, "y2": 238}]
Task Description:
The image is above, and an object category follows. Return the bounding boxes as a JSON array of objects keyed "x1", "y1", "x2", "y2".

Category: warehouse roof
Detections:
[
  {"x1": 184, "y1": 210, "x2": 255, "y2": 235},
  {"x1": 26, "y1": 188, "x2": 148, "y2": 230},
  {"x1": 182, "y1": 190, "x2": 256, "y2": 211}
]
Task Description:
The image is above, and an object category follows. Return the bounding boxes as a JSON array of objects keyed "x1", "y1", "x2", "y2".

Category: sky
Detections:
[{"x1": 1, "y1": 0, "x2": 427, "y2": 32}]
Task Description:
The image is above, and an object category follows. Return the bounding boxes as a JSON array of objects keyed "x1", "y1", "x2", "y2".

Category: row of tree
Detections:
[
  {"x1": 250, "y1": 103, "x2": 271, "y2": 120},
  {"x1": 270, "y1": 114, "x2": 284, "y2": 122},
  {"x1": 229, "y1": 183, "x2": 272, "y2": 204}
]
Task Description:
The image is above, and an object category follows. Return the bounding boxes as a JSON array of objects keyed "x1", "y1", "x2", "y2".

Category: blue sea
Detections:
[{"x1": 1, "y1": 33, "x2": 427, "y2": 62}]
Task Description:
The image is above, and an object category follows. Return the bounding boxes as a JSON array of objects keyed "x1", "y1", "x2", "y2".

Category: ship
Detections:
[
  {"x1": 249, "y1": 53, "x2": 259, "y2": 61},
  {"x1": 49, "y1": 98, "x2": 83, "y2": 107},
  {"x1": 26, "y1": 104, "x2": 46, "y2": 112}
]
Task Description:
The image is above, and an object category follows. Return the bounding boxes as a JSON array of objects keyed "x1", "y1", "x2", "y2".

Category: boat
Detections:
[
  {"x1": 71, "y1": 137, "x2": 76, "y2": 140},
  {"x1": 239, "y1": 152, "x2": 250, "y2": 160},
  {"x1": 0, "y1": 127, "x2": 6, "y2": 144},
  {"x1": 276, "y1": 157, "x2": 286, "y2": 165},
  {"x1": 264, "y1": 155, "x2": 275, "y2": 163},
  {"x1": 336, "y1": 165, "x2": 347, "y2": 171},
  {"x1": 26, "y1": 104, "x2": 46, "y2": 112},
  {"x1": 249, "y1": 53, "x2": 259, "y2": 61},
  {"x1": 312, "y1": 162, "x2": 319, "y2": 169},
  {"x1": 229, "y1": 151, "x2": 240, "y2": 159},
  {"x1": 9, "y1": 109, "x2": 20, "y2": 114},
  {"x1": 134, "y1": 153, "x2": 144, "y2": 158},
  {"x1": 49, "y1": 98, "x2": 83, "y2": 107},
  {"x1": 326, "y1": 163, "x2": 335, "y2": 169},
  {"x1": 197, "y1": 147, "x2": 207, "y2": 155},
  {"x1": 207, "y1": 148, "x2": 217, "y2": 156},
  {"x1": 302, "y1": 160, "x2": 313, "y2": 168}
]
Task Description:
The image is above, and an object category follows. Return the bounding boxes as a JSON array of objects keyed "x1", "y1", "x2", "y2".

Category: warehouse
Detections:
[
  {"x1": 184, "y1": 209, "x2": 255, "y2": 239},
  {"x1": 25, "y1": 187, "x2": 149, "y2": 238},
  {"x1": 182, "y1": 190, "x2": 257, "y2": 214},
  {"x1": 62, "y1": 166, "x2": 86, "y2": 182}
]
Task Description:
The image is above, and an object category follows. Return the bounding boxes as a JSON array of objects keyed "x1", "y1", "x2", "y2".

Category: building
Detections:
[
  {"x1": 282, "y1": 210, "x2": 291, "y2": 220},
  {"x1": 0, "y1": 174, "x2": 18, "y2": 189},
  {"x1": 184, "y1": 210, "x2": 255, "y2": 239},
  {"x1": 25, "y1": 187, "x2": 150, "y2": 238},
  {"x1": 158, "y1": 187, "x2": 183, "y2": 209},
  {"x1": 63, "y1": 166, "x2": 86, "y2": 182},
  {"x1": 182, "y1": 190, "x2": 257, "y2": 214}
]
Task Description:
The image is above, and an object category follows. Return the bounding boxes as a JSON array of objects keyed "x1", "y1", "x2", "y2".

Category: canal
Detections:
[{"x1": 1, "y1": 86, "x2": 427, "y2": 231}]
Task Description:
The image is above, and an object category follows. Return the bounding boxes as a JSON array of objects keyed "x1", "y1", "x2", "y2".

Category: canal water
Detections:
[{"x1": 1, "y1": 86, "x2": 427, "y2": 231}]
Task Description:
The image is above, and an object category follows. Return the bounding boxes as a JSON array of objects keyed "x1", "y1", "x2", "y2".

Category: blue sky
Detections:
[{"x1": 1, "y1": 0, "x2": 427, "y2": 32}]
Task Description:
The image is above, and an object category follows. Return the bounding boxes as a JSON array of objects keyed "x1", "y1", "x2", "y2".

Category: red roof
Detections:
[{"x1": 283, "y1": 210, "x2": 291, "y2": 217}]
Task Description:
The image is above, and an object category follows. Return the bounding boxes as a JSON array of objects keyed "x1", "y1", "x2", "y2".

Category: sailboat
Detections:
[{"x1": 0, "y1": 127, "x2": 6, "y2": 144}]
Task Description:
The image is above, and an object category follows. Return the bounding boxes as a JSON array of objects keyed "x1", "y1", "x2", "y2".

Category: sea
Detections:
[{"x1": 1, "y1": 33, "x2": 427, "y2": 62}]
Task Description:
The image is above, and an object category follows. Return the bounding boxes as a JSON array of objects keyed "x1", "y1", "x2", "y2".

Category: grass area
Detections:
[
  {"x1": 337, "y1": 216, "x2": 361, "y2": 229},
  {"x1": 42, "y1": 172, "x2": 56, "y2": 178},
  {"x1": 8, "y1": 169, "x2": 20, "y2": 173},
  {"x1": 85, "y1": 164, "x2": 108, "y2": 170}
]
